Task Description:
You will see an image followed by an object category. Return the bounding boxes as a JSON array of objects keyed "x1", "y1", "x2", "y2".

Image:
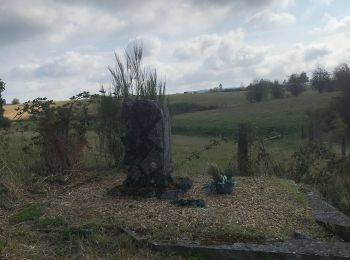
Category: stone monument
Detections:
[{"x1": 121, "y1": 100, "x2": 175, "y2": 189}]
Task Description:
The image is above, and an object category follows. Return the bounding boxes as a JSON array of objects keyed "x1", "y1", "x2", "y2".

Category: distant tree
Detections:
[
  {"x1": 0, "y1": 79, "x2": 6, "y2": 117},
  {"x1": 218, "y1": 83, "x2": 223, "y2": 91},
  {"x1": 270, "y1": 80, "x2": 285, "y2": 99},
  {"x1": 0, "y1": 78, "x2": 11, "y2": 128},
  {"x1": 246, "y1": 79, "x2": 271, "y2": 102},
  {"x1": 333, "y1": 63, "x2": 350, "y2": 131},
  {"x1": 311, "y1": 67, "x2": 332, "y2": 93},
  {"x1": 333, "y1": 63, "x2": 350, "y2": 91},
  {"x1": 287, "y1": 72, "x2": 308, "y2": 96},
  {"x1": 209, "y1": 83, "x2": 223, "y2": 93},
  {"x1": 11, "y1": 98, "x2": 20, "y2": 105}
]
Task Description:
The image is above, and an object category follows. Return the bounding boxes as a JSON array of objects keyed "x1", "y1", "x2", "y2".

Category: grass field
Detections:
[
  {"x1": 0, "y1": 89, "x2": 344, "y2": 258},
  {"x1": 169, "y1": 90, "x2": 339, "y2": 137}
]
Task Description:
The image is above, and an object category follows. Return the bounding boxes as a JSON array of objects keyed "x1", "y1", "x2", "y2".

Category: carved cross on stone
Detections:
[{"x1": 121, "y1": 100, "x2": 175, "y2": 188}]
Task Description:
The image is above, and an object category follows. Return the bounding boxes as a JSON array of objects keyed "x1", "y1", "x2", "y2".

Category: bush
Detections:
[
  {"x1": 289, "y1": 143, "x2": 350, "y2": 215},
  {"x1": 311, "y1": 67, "x2": 332, "y2": 93},
  {"x1": 0, "y1": 117, "x2": 10, "y2": 129},
  {"x1": 270, "y1": 80, "x2": 285, "y2": 99},
  {"x1": 246, "y1": 79, "x2": 271, "y2": 102},
  {"x1": 286, "y1": 72, "x2": 308, "y2": 96},
  {"x1": 333, "y1": 63, "x2": 350, "y2": 131},
  {"x1": 95, "y1": 90, "x2": 122, "y2": 166},
  {"x1": 16, "y1": 92, "x2": 92, "y2": 175},
  {"x1": 0, "y1": 78, "x2": 10, "y2": 129},
  {"x1": 11, "y1": 98, "x2": 20, "y2": 105}
]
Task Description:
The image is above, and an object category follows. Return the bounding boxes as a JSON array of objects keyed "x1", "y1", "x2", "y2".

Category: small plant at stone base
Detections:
[{"x1": 203, "y1": 163, "x2": 236, "y2": 194}]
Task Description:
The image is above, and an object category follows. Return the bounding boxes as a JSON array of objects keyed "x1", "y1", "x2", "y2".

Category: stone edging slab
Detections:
[
  {"x1": 120, "y1": 227, "x2": 350, "y2": 260},
  {"x1": 306, "y1": 192, "x2": 350, "y2": 242}
]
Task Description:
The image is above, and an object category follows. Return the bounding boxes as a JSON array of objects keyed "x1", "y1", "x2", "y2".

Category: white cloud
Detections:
[
  {"x1": 247, "y1": 11, "x2": 296, "y2": 26},
  {"x1": 314, "y1": 16, "x2": 350, "y2": 34}
]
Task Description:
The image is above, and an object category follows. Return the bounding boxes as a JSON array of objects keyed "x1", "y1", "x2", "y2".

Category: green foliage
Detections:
[
  {"x1": 95, "y1": 41, "x2": 167, "y2": 167},
  {"x1": 333, "y1": 63, "x2": 350, "y2": 132},
  {"x1": 289, "y1": 143, "x2": 350, "y2": 215},
  {"x1": 0, "y1": 240, "x2": 7, "y2": 253},
  {"x1": 0, "y1": 78, "x2": 11, "y2": 128},
  {"x1": 16, "y1": 92, "x2": 92, "y2": 175},
  {"x1": 10, "y1": 204, "x2": 46, "y2": 224},
  {"x1": 177, "y1": 137, "x2": 228, "y2": 169},
  {"x1": 303, "y1": 107, "x2": 344, "y2": 143},
  {"x1": 95, "y1": 89, "x2": 122, "y2": 166},
  {"x1": 0, "y1": 117, "x2": 10, "y2": 128},
  {"x1": 108, "y1": 41, "x2": 165, "y2": 103},
  {"x1": 288, "y1": 143, "x2": 334, "y2": 183},
  {"x1": 311, "y1": 66, "x2": 332, "y2": 93},
  {"x1": 206, "y1": 162, "x2": 236, "y2": 185},
  {"x1": 251, "y1": 139, "x2": 284, "y2": 177},
  {"x1": 287, "y1": 72, "x2": 308, "y2": 96},
  {"x1": 0, "y1": 78, "x2": 5, "y2": 113},
  {"x1": 38, "y1": 216, "x2": 68, "y2": 227},
  {"x1": 270, "y1": 80, "x2": 285, "y2": 99},
  {"x1": 246, "y1": 79, "x2": 271, "y2": 102},
  {"x1": 11, "y1": 98, "x2": 20, "y2": 105}
]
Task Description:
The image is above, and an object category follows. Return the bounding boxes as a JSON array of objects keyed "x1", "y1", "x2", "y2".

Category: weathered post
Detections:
[{"x1": 237, "y1": 123, "x2": 250, "y2": 176}]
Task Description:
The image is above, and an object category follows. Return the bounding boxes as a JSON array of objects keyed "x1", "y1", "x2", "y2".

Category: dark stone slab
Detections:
[
  {"x1": 293, "y1": 231, "x2": 312, "y2": 240},
  {"x1": 306, "y1": 192, "x2": 350, "y2": 242},
  {"x1": 150, "y1": 239, "x2": 350, "y2": 260},
  {"x1": 120, "y1": 227, "x2": 350, "y2": 260},
  {"x1": 121, "y1": 100, "x2": 175, "y2": 188}
]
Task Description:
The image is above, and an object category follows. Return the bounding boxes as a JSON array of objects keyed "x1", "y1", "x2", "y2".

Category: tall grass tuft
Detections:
[{"x1": 96, "y1": 41, "x2": 166, "y2": 166}]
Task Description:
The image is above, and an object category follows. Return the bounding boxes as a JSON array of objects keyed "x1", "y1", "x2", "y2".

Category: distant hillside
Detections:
[
  {"x1": 4, "y1": 90, "x2": 339, "y2": 138},
  {"x1": 170, "y1": 90, "x2": 339, "y2": 137}
]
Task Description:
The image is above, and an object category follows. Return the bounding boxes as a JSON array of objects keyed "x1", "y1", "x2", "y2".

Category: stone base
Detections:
[{"x1": 108, "y1": 177, "x2": 193, "y2": 200}]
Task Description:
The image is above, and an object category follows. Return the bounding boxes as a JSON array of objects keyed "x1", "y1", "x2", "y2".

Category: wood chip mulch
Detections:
[{"x1": 46, "y1": 174, "x2": 329, "y2": 244}]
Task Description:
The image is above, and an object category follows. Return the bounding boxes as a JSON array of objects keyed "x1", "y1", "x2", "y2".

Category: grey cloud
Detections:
[
  {"x1": 0, "y1": 11, "x2": 48, "y2": 46},
  {"x1": 303, "y1": 46, "x2": 330, "y2": 61}
]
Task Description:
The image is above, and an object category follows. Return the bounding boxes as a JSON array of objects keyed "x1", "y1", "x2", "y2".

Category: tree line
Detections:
[{"x1": 245, "y1": 63, "x2": 350, "y2": 102}]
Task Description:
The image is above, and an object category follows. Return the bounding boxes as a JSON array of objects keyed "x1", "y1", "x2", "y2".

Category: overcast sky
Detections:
[{"x1": 1, "y1": 0, "x2": 350, "y2": 101}]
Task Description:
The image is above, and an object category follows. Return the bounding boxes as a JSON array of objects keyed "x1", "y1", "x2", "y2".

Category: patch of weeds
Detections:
[
  {"x1": 0, "y1": 183, "x2": 9, "y2": 195},
  {"x1": 116, "y1": 233, "x2": 138, "y2": 252},
  {"x1": 37, "y1": 216, "x2": 67, "y2": 227},
  {"x1": 0, "y1": 240, "x2": 7, "y2": 253},
  {"x1": 10, "y1": 204, "x2": 46, "y2": 224},
  {"x1": 50, "y1": 225, "x2": 140, "y2": 258},
  {"x1": 206, "y1": 224, "x2": 265, "y2": 244},
  {"x1": 279, "y1": 179, "x2": 307, "y2": 206}
]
